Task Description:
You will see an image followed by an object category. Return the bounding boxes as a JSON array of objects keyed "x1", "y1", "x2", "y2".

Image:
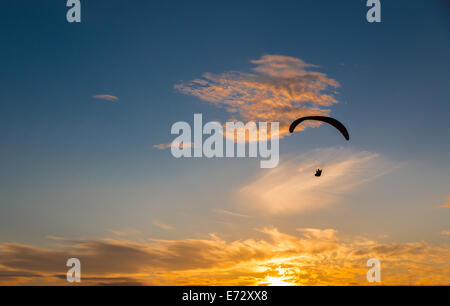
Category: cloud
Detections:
[
  {"x1": 296, "y1": 228, "x2": 338, "y2": 241},
  {"x1": 175, "y1": 55, "x2": 340, "y2": 137},
  {"x1": 0, "y1": 228, "x2": 449, "y2": 285},
  {"x1": 213, "y1": 209, "x2": 252, "y2": 218},
  {"x1": 439, "y1": 196, "x2": 450, "y2": 208},
  {"x1": 53, "y1": 274, "x2": 144, "y2": 286},
  {"x1": 92, "y1": 94, "x2": 119, "y2": 102},
  {"x1": 238, "y1": 147, "x2": 392, "y2": 215},
  {"x1": 441, "y1": 230, "x2": 450, "y2": 236},
  {"x1": 107, "y1": 228, "x2": 141, "y2": 237},
  {"x1": 0, "y1": 270, "x2": 42, "y2": 278},
  {"x1": 152, "y1": 220, "x2": 175, "y2": 231},
  {"x1": 153, "y1": 142, "x2": 194, "y2": 150}
]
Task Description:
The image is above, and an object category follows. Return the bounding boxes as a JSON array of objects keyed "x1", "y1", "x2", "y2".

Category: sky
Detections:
[{"x1": 0, "y1": 0, "x2": 449, "y2": 285}]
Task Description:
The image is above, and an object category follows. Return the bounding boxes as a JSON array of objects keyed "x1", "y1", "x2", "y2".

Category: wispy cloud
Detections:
[
  {"x1": 92, "y1": 94, "x2": 119, "y2": 102},
  {"x1": 107, "y1": 228, "x2": 141, "y2": 237},
  {"x1": 152, "y1": 220, "x2": 175, "y2": 231},
  {"x1": 441, "y1": 230, "x2": 450, "y2": 236},
  {"x1": 153, "y1": 142, "x2": 194, "y2": 150},
  {"x1": 238, "y1": 148, "x2": 392, "y2": 215},
  {"x1": 175, "y1": 55, "x2": 340, "y2": 137},
  {"x1": 296, "y1": 228, "x2": 338, "y2": 241},
  {"x1": 439, "y1": 196, "x2": 450, "y2": 208},
  {"x1": 213, "y1": 209, "x2": 252, "y2": 218},
  {"x1": 0, "y1": 228, "x2": 449, "y2": 285}
]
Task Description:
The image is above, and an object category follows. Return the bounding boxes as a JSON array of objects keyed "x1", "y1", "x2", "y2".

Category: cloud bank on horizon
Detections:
[{"x1": 1, "y1": 228, "x2": 449, "y2": 286}]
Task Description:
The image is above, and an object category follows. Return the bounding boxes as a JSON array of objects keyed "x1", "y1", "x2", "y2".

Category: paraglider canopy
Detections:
[{"x1": 289, "y1": 116, "x2": 350, "y2": 141}]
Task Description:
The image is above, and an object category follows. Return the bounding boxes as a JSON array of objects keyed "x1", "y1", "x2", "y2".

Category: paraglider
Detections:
[
  {"x1": 289, "y1": 116, "x2": 350, "y2": 177},
  {"x1": 315, "y1": 169, "x2": 323, "y2": 177},
  {"x1": 289, "y1": 116, "x2": 350, "y2": 141}
]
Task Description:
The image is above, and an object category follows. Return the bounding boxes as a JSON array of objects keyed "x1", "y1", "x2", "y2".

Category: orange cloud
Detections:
[
  {"x1": 439, "y1": 196, "x2": 450, "y2": 208},
  {"x1": 175, "y1": 55, "x2": 340, "y2": 137},
  {"x1": 1, "y1": 228, "x2": 449, "y2": 286}
]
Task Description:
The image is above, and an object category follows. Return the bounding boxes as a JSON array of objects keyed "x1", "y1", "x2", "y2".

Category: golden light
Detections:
[{"x1": 266, "y1": 276, "x2": 292, "y2": 286}]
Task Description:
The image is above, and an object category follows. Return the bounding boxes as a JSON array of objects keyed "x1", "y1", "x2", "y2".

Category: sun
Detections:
[{"x1": 266, "y1": 276, "x2": 292, "y2": 286}]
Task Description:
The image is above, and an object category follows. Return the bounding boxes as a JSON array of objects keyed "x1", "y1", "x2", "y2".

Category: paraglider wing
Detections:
[{"x1": 289, "y1": 116, "x2": 350, "y2": 141}]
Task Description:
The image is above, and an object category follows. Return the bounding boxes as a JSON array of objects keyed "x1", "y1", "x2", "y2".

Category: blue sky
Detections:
[{"x1": 0, "y1": 1, "x2": 449, "y2": 284}]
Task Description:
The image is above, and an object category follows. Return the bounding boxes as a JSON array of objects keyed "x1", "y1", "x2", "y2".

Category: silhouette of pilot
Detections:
[{"x1": 315, "y1": 169, "x2": 322, "y2": 177}]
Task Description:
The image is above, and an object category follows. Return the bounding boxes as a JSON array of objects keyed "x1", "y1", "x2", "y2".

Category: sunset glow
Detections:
[{"x1": 1, "y1": 1, "x2": 449, "y2": 287}]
